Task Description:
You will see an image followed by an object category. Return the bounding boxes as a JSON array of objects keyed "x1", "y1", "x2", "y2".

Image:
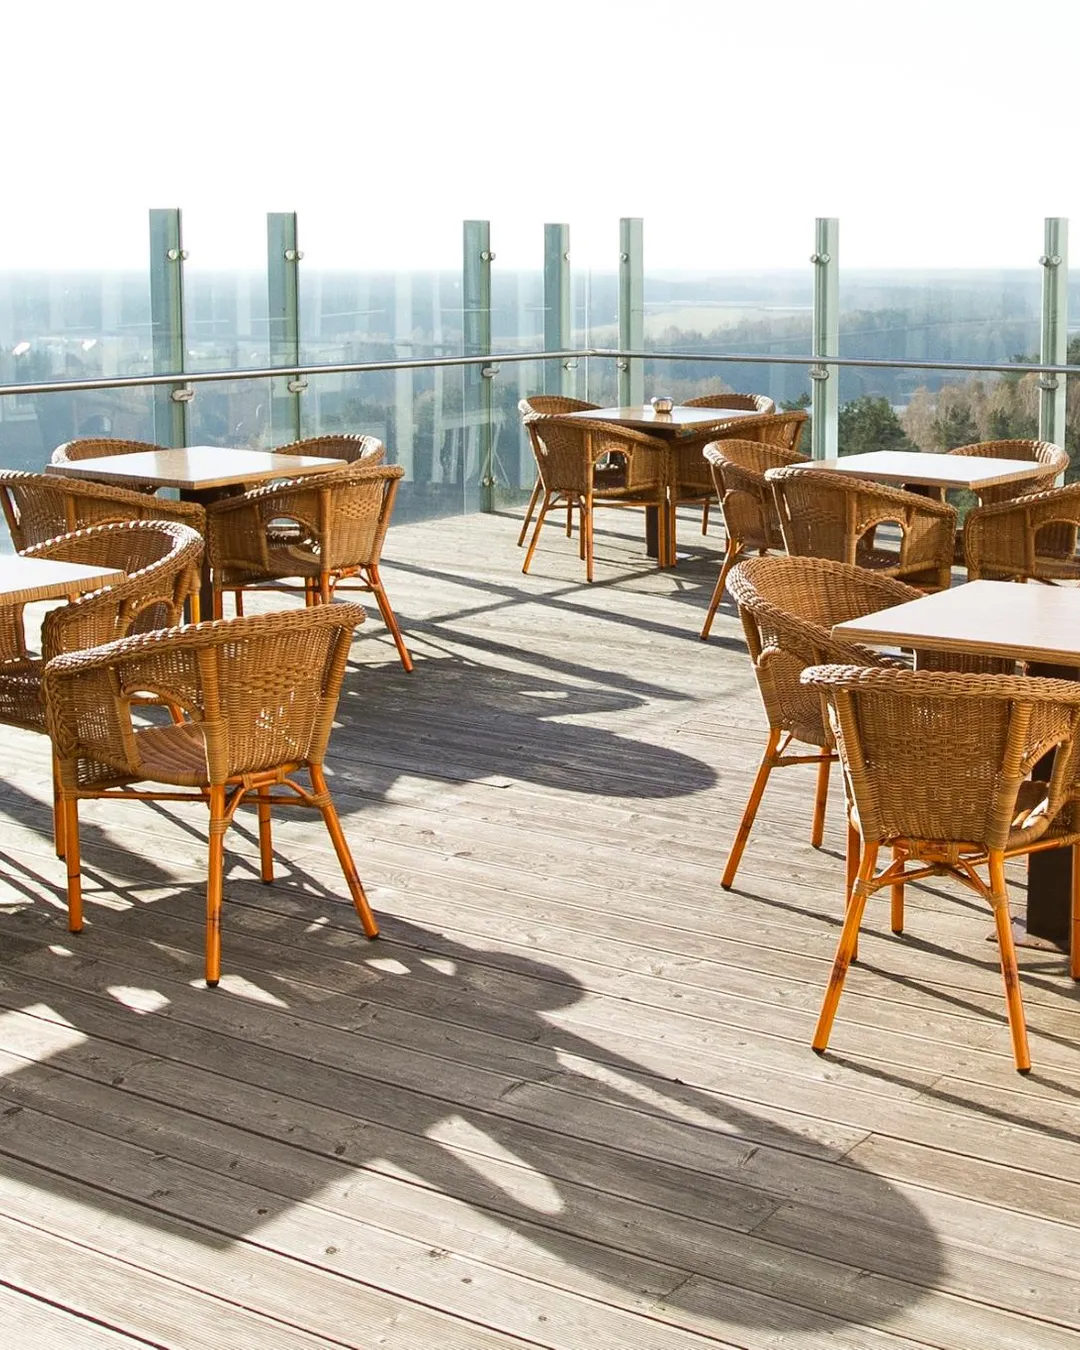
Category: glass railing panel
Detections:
[{"x1": 0, "y1": 213, "x2": 154, "y2": 467}]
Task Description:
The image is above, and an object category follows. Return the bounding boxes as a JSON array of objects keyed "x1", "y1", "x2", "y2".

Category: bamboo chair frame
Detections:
[
  {"x1": 698, "y1": 438, "x2": 809, "y2": 640},
  {"x1": 520, "y1": 415, "x2": 670, "y2": 582},
  {"x1": 964, "y1": 480, "x2": 1080, "y2": 583},
  {"x1": 205, "y1": 461, "x2": 412, "y2": 671},
  {"x1": 43, "y1": 603, "x2": 378, "y2": 987},
  {"x1": 946, "y1": 439, "x2": 1068, "y2": 506},
  {"x1": 767, "y1": 465, "x2": 957, "y2": 591},
  {"x1": 723, "y1": 556, "x2": 920, "y2": 895},
  {"x1": 517, "y1": 397, "x2": 601, "y2": 546},
  {"x1": 801, "y1": 662, "x2": 1080, "y2": 1073}
]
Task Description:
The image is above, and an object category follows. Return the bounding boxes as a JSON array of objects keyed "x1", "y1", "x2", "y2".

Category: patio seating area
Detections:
[{"x1": 1, "y1": 504, "x2": 1079, "y2": 1348}]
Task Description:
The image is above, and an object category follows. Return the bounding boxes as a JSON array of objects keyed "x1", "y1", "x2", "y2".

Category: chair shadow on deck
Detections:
[{"x1": 0, "y1": 880, "x2": 947, "y2": 1339}]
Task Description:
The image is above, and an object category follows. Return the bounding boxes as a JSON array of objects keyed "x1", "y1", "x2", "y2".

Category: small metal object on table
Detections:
[
  {"x1": 833, "y1": 579, "x2": 1080, "y2": 946},
  {"x1": 47, "y1": 447, "x2": 341, "y2": 620}
]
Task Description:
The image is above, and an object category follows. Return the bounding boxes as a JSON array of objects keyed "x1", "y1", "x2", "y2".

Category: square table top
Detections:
[
  {"x1": 0, "y1": 554, "x2": 124, "y2": 606},
  {"x1": 832, "y1": 579, "x2": 1080, "y2": 666},
  {"x1": 563, "y1": 405, "x2": 760, "y2": 436},
  {"x1": 802, "y1": 450, "x2": 1050, "y2": 491},
  {"x1": 46, "y1": 445, "x2": 342, "y2": 492}
]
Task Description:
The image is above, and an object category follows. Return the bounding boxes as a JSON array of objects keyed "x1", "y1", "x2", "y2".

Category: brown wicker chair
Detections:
[
  {"x1": 51, "y1": 437, "x2": 167, "y2": 496},
  {"x1": 963, "y1": 480, "x2": 1080, "y2": 583},
  {"x1": 0, "y1": 470, "x2": 206, "y2": 552},
  {"x1": 698, "y1": 439, "x2": 809, "y2": 640},
  {"x1": 43, "y1": 603, "x2": 379, "y2": 987},
  {"x1": 946, "y1": 439, "x2": 1068, "y2": 506},
  {"x1": 669, "y1": 407, "x2": 808, "y2": 544},
  {"x1": 205, "y1": 461, "x2": 412, "y2": 671},
  {"x1": 684, "y1": 393, "x2": 776, "y2": 414},
  {"x1": 800, "y1": 662, "x2": 1080, "y2": 1073},
  {"x1": 0, "y1": 519, "x2": 203, "y2": 857},
  {"x1": 723, "y1": 556, "x2": 920, "y2": 894},
  {"x1": 517, "y1": 397, "x2": 600, "y2": 546},
  {"x1": 767, "y1": 465, "x2": 957, "y2": 591},
  {"x1": 520, "y1": 415, "x2": 669, "y2": 582},
  {"x1": 271, "y1": 434, "x2": 386, "y2": 465}
]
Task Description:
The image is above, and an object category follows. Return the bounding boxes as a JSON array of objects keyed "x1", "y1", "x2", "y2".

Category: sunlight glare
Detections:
[
  {"x1": 106, "y1": 985, "x2": 170, "y2": 1015},
  {"x1": 425, "y1": 1115, "x2": 564, "y2": 1215},
  {"x1": 193, "y1": 973, "x2": 289, "y2": 1006},
  {"x1": 0, "y1": 1004, "x2": 87, "y2": 1072}
]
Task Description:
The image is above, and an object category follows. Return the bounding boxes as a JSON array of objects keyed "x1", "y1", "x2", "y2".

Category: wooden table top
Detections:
[
  {"x1": 0, "y1": 555, "x2": 124, "y2": 605},
  {"x1": 563, "y1": 405, "x2": 759, "y2": 436},
  {"x1": 832, "y1": 579, "x2": 1080, "y2": 666},
  {"x1": 803, "y1": 450, "x2": 1050, "y2": 491},
  {"x1": 45, "y1": 446, "x2": 342, "y2": 492}
]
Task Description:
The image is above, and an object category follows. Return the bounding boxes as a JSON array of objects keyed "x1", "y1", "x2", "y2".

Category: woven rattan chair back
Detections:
[
  {"x1": 684, "y1": 392, "x2": 777, "y2": 414},
  {"x1": 767, "y1": 465, "x2": 956, "y2": 590},
  {"x1": 43, "y1": 603, "x2": 379, "y2": 985},
  {"x1": 0, "y1": 469, "x2": 205, "y2": 552},
  {"x1": 270, "y1": 434, "x2": 386, "y2": 464},
  {"x1": 946, "y1": 439, "x2": 1068, "y2": 506},
  {"x1": 964, "y1": 479, "x2": 1080, "y2": 583},
  {"x1": 51, "y1": 438, "x2": 166, "y2": 496},
  {"x1": 800, "y1": 661, "x2": 1080, "y2": 1071}
]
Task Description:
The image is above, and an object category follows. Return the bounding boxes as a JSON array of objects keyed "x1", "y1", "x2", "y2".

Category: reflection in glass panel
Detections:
[{"x1": 184, "y1": 378, "x2": 272, "y2": 449}]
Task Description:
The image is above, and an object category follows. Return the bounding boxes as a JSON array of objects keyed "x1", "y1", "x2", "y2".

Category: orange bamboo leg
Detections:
[
  {"x1": 189, "y1": 593, "x2": 201, "y2": 624},
  {"x1": 845, "y1": 816, "x2": 861, "y2": 963},
  {"x1": 304, "y1": 578, "x2": 317, "y2": 607},
  {"x1": 212, "y1": 585, "x2": 224, "y2": 621},
  {"x1": 319, "y1": 572, "x2": 332, "y2": 604},
  {"x1": 52, "y1": 755, "x2": 65, "y2": 859},
  {"x1": 205, "y1": 785, "x2": 226, "y2": 987},
  {"x1": 579, "y1": 500, "x2": 587, "y2": 560},
  {"x1": 368, "y1": 566, "x2": 413, "y2": 673},
  {"x1": 721, "y1": 727, "x2": 781, "y2": 890},
  {"x1": 701, "y1": 501, "x2": 710, "y2": 536},
  {"x1": 522, "y1": 493, "x2": 552, "y2": 575},
  {"x1": 256, "y1": 790, "x2": 274, "y2": 884},
  {"x1": 517, "y1": 479, "x2": 542, "y2": 547},
  {"x1": 64, "y1": 798, "x2": 83, "y2": 934},
  {"x1": 699, "y1": 536, "x2": 742, "y2": 640},
  {"x1": 1071, "y1": 841, "x2": 1080, "y2": 980},
  {"x1": 311, "y1": 765, "x2": 379, "y2": 937},
  {"x1": 584, "y1": 500, "x2": 595, "y2": 583},
  {"x1": 890, "y1": 845, "x2": 905, "y2": 934},
  {"x1": 566, "y1": 500, "x2": 573, "y2": 538},
  {"x1": 989, "y1": 850, "x2": 1030, "y2": 1072},
  {"x1": 810, "y1": 751, "x2": 830, "y2": 848},
  {"x1": 813, "y1": 842, "x2": 880, "y2": 1054},
  {"x1": 234, "y1": 590, "x2": 244, "y2": 617}
]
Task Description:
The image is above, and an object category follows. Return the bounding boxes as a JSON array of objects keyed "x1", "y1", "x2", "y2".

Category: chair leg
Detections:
[
  {"x1": 212, "y1": 585, "x2": 225, "y2": 621},
  {"x1": 701, "y1": 501, "x2": 710, "y2": 536},
  {"x1": 52, "y1": 754, "x2": 65, "y2": 859},
  {"x1": 319, "y1": 572, "x2": 332, "y2": 604},
  {"x1": 206, "y1": 785, "x2": 227, "y2": 987},
  {"x1": 699, "y1": 536, "x2": 741, "y2": 640},
  {"x1": 63, "y1": 798, "x2": 83, "y2": 934},
  {"x1": 584, "y1": 501, "x2": 595, "y2": 583},
  {"x1": 256, "y1": 790, "x2": 274, "y2": 884},
  {"x1": 845, "y1": 817, "x2": 861, "y2": 963},
  {"x1": 810, "y1": 752, "x2": 830, "y2": 848},
  {"x1": 721, "y1": 727, "x2": 781, "y2": 890},
  {"x1": 310, "y1": 764, "x2": 379, "y2": 938},
  {"x1": 522, "y1": 492, "x2": 552, "y2": 575},
  {"x1": 189, "y1": 593, "x2": 201, "y2": 625},
  {"x1": 565, "y1": 500, "x2": 573, "y2": 538},
  {"x1": 234, "y1": 590, "x2": 244, "y2": 617},
  {"x1": 1071, "y1": 842, "x2": 1080, "y2": 980},
  {"x1": 890, "y1": 846, "x2": 905, "y2": 934},
  {"x1": 367, "y1": 564, "x2": 413, "y2": 673},
  {"x1": 517, "y1": 479, "x2": 542, "y2": 547},
  {"x1": 988, "y1": 850, "x2": 1030, "y2": 1072},
  {"x1": 813, "y1": 842, "x2": 880, "y2": 1055}
]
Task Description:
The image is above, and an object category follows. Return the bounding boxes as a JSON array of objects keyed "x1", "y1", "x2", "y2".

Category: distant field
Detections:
[{"x1": 643, "y1": 304, "x2": 811, "y2": 334}]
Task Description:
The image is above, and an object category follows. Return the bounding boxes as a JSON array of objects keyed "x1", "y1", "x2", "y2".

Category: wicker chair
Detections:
[
  {"x1": 271, "y1": 434, "x2": 386, "y2": 465},
  {"x1": 946, "y1": 439, "x2": 1068, "y2": 506},
  {"x1": 0, "y1": 470, "x2": 206, "y2": 552},
  {"x1": 205, "y1": 461, "x2": 412, "y2": 671},
  {"x1": 698, "y1": 439, "x2": 809, "y2": 640},
  {"x1": 767, "y1": 465, "x2": 957, "y2": 591},
  {"x1": 964, "y1": 480, "x2": 1080, "y2": 583},
  {"x1": 517, "y1": 397, "x2": 600, "y2": 546},
  {"x1": 520, "y1": 415, "x2": 669, "y2": 582},
  {"x1": 51, "y1": 438, "x2": 166, "y2": 496},
  {"x1": 800, "y1": 663, "x2": 1080, "y2": 1073},
  {"x1": 723, "y1": 556, "x2": 920, "y2": 894},
  {"x1": 0, "y1": 519, "x2": 203, "y2": 856},
  {"x1": 43, "y1": 603, "x2": 379, "y2": 987},
  {"x1": 669, "y1": 407, "x2": 808, "y2": 543}
]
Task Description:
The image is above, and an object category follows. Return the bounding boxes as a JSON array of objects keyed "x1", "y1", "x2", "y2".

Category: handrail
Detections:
[{"x1": 1, "y1": 346, "x2": 1078, "y2": 400}]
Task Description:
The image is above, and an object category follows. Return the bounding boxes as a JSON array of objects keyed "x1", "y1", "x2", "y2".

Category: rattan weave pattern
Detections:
[
  {"x1": 945, "y1": 438, "x2": 1068, "y2": 506},
  {"x1": 963, "y1": 479, "x2": 1080, "y2": 582},
  {"x1": 51, "y1": 438, "x2": 167, "y2": 496}
]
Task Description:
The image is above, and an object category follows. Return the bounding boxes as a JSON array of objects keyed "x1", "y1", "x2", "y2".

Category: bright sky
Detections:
[{"x1": 5, "y1": 1, "x2": 1075, "y2": 271}]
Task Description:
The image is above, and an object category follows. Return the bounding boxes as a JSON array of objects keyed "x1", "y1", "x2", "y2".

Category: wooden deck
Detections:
[{"x1": 2, "y1": 507, "x2": 1080, "y2": 1348}]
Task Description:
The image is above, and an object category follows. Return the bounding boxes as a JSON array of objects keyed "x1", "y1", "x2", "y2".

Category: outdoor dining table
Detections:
[
  {"x1": 563, "y1": 405, "x2": 761, "y2": 563},
  {"x1": 0, "y1": 554, "x2": 124, "y2": 606},
  {"x1": 832, "y1": 579, "x2": 1080, "y2": 946},
  {"x1": 46, "y1": 446, "x2": 342, "y2": 621},
  {"x1": 799, "y1": 449, "x2": 1051, "y2": 495}
]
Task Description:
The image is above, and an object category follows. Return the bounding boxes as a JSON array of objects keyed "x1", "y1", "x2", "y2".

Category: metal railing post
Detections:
[
  {"x1": 544, "y1": 223, "x2": 572, "y2": 395},
  {"x1": 149, "y1": 208, "x2": 187, "y2": 447},
  {"x1": 619, "y1": 218, "x2": 644, "y2": 406},
  {"x1": 267, "y1": 211, "x2": 303, "y2": 444},
  {"x1": 811, "y1": 217, "x2": 839, "y2": 460},
  {"x1": 1039, "y1": 217, "x2": 1068, "y2": 452},
  {"x1": 463, "y1": 220, "x2": 494, "y2": 512}
]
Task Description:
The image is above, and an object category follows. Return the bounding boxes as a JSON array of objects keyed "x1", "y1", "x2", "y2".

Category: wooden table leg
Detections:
[{"x1": 645, "y1": 507, "x2": 659, "y2": 560}]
